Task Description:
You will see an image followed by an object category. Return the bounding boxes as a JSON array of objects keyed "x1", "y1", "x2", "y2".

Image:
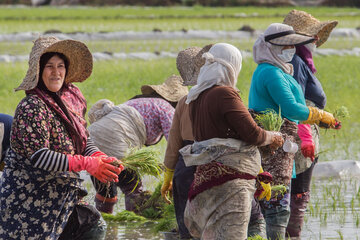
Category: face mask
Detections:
[
  {"x1": 305, "y1": 42, "x2": 316, "y2": 52},
  {"x1": 277, "y1": 47, "x2": 296, "y2": 63}
]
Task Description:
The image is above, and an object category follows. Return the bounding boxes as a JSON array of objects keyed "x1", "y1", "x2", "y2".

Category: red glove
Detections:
[
  {"x1": 91, "y1": 151, "x2": 124, "y2": 172},
  {"x1": 298, "y1": 124, "x2": 315, "y2": 161},
  {"x1": 68, "y1": 154, "x2": 122, "y2": 183}
]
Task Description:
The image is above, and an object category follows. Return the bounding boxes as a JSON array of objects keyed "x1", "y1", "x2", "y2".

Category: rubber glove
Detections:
[
  {"x1": 91, "y1": 151, "x2": 125, "y2": 171},
  {"x1": 68, "y1": 154, "x2": 122, "y2": 183},
  {"x1": 257, "y1": 166, "x2": 272, "y2": 201},
  {"x1": 298, "y1": 124, "x2": 315, "y2": 161},
  {"x1": 303, "y1": 107, "x2": 340, "y2": 129},
  {"x1": 161, "y1": 167, "x2": 174, "y2": 204}
]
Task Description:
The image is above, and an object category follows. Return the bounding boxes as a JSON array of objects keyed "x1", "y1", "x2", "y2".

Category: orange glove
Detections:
[
  {"x1": 303, "y1": 107, "x2": 340, "y2": 129},
  {"x1": 161, "y1": 167, "x2": 174, "y2": 204},
  {"x1": 68, "y1": 154, "x2": 122, "y2": 183}
]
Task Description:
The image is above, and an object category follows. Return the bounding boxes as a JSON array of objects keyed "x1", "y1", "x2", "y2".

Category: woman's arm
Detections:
[{"x1": 265, "y1": 70, "x2": 310, "y2": 121}]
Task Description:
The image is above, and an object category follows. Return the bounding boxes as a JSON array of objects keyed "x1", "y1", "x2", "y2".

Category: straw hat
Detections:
[
  {"x1": 176, "y1": 44, "x2": 213, "y2": 86},
  {"x1": 264, "y1": 23, "x2": 314, "y2": 46},
  {"x1": 141, "y1": 75, "x2": 189, "y2": 102},
  {"x1": 15, "y1": 36, "x2": 93, "y2": 91},
  {"x1": 283, "y1": 10, "x2": 338, "y2": 47}
]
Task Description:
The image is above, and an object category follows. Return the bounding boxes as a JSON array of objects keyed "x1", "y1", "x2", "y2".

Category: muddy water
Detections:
[{"x1": 82, "y1": 173, "x2": 360, "y2": 240}]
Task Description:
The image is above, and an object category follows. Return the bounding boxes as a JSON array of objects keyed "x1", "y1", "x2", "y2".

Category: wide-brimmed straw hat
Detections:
[
  {"x1": 15, "y1": 36, "x2": 93, "y2": 91},
  {"x1": 141, "y1": 75, "x2": 189, "y2": 102},
  {"x1": 264, "y1": 23, "x2": 314, "y2": 46},
  {"x1": 283, "y1": 9, "x2": 338, "y2": 47},
  {"x1": 176, "y1": 44, "x2": 213, "y2": 86}
]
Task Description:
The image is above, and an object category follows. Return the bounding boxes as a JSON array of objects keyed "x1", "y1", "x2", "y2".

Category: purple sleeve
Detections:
[{"x1": 158, "y1": 101, "x2": 175, "y2": 141}]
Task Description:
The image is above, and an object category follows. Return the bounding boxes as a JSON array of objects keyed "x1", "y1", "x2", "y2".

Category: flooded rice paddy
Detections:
[{"x1": 81, "y1": 161, "x2": 360, "y2": 240}]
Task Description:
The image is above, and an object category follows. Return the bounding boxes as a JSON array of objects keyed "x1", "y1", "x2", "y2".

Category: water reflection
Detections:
[{"x1": 104, "y1": 221, "x2": 163, "y2": 240}]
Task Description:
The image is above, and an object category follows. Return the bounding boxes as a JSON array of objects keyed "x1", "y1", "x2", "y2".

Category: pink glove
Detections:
[
  {"x1": 91, "y1": 151, "x2": 125, "y2": 172},
  {"x1": 298, "y1": 124, "x2": 315, "y2": 161},
  {"x1": 68, "y1": 154, "x2": 122, "y2": 183}
]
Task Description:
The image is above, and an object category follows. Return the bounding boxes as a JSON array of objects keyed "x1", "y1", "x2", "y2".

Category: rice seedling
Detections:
[
  {"x1": 255, "y1": 108, "x2": 284, "y2": 131},
  {"x1": 102, "y1": 210, "x2": 147, "y2": 222},
  {"x1": 333, "y1": 106, "x2": 350, "y2": 120},
  {"x1": 120, "y1": 147, "x2": 162, "y2": 179}
]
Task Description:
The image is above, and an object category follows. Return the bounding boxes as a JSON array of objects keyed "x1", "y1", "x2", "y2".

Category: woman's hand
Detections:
[
  {"x1": 161, "y1": 167, "x2": 174, "y2": 204},
  {"x1": 269, "y1": 132, "x2": 284, "y2": 151},
  {"x1": 68, "y1": 154, "x2": 123, "y2": 183}
]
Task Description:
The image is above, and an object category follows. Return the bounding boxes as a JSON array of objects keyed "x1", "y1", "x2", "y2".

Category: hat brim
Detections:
[
  {"x1": 314, "y1": 21, "x2": 338, "y2": 47},
  {"x1": 44, "y1": 40, "x2": 93, "y2": 84},
  {"x1": 141, "y1": 84, "x2": 185, "y2": 103},
  {"x1": 268, "y1": 33, "x2": 315, "y2": 46},
  {"x1": 141, "y1": 75, "x2": 189, "y2": 103}
]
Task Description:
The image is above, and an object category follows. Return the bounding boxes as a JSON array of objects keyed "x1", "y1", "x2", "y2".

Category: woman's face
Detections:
[{"x1": 42, "y1": 55, "x2": 66, "y2": 92}]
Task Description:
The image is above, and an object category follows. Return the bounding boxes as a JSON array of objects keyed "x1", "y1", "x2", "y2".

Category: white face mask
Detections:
[
  {"x1": 305, "y1": 42, "x2": 316, "y2": 53},
  {"x1": 277, "y1": 47, "x2": 296, "y2": 63}
]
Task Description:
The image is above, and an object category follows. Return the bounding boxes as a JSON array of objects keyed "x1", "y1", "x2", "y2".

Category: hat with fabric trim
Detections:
[
  {"x1": 16, "y1": 36, "x2": 93, "y2": 91},
  {"x1": 264, "y1": 23, "x2": 315, "y2": 46},
  {"x1": 283, "y1": 9, "x2": 338, "y2": 47}
]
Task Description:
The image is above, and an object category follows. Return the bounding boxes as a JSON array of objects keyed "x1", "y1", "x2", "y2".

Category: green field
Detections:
[{"x1": 0, "y1": 6, "x2": 360, "y2": 33}]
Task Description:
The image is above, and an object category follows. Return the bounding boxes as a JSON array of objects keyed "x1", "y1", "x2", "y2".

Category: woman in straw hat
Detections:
[
  {"x1": 162, "y1": 44, "x2": 270, "y2": 239},
  {"x1": 0, "y1": 36, "x2": 123, "y2": 239},
  {"x1": 161, "y1": 44, "x2": 211, "y2": 239},
  {"x1": 283, "y1": 9, "x2": 338, "y2": 239},
  {"x1": 87, "y1": 75, "x2": 188, "y2": 214},
  {"x1": 178, "y1": 43, "x2": 283, "y2": 240},
  {"x1": 248, "y1": 23, "x2": 340, "y2": 240}
]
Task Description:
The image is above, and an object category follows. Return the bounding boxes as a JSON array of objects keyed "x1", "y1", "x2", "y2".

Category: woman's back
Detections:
[{"x1": 249, "y1": 63, "x2": 308, "y2": 123}]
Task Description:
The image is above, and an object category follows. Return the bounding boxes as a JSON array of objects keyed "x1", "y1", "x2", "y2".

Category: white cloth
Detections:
[
  {"x1": 253, "y1": 34, "x2": 294, "y2": 75},
  {"x1": 88, "y1": 102, "x2": 147, "y2": 159},
  {"x1": 185, "y1": 43, "x2": 242, "y2": 104}
]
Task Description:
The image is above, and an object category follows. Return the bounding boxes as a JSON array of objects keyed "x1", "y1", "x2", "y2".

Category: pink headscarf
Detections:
[{"x1": 296, "y1": 45, "x2": 317, "y2": 74}]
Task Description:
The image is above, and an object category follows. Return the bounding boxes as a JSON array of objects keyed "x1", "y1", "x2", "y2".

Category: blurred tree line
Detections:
[{"x1": 1, "y1": 0, "x2": 359, "y2": 7}]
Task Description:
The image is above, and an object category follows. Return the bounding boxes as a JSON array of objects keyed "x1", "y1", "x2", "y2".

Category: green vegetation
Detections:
[
  {"x1": 255, "y1": 109, "x2": 284, "y2": 131},
  {"x1": 0, "y1": 6, "x2": 360, "y2": 33},
  {"x1": 121, "y1": 147, "x2": 162, "y2": 179}
]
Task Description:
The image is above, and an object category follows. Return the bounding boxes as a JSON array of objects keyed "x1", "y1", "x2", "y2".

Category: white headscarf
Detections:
[
  {"x1": 185, "y1": 43, "x2": 242, "y2": 104},
  {"x1": 253, "y1": 23, "x2": 294, "y2": 75}
]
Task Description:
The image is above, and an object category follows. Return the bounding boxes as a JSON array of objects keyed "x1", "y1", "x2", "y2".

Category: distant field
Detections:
[
  {"x1": 1, "y1": 38, "x2": 359, "y2": 56},
  {"x1": 0, "y1": 6, "x2": 360, "y2": 33}
]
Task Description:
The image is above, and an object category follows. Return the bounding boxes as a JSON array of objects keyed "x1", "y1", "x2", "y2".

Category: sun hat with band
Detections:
[
  {"x1": 15, "y1": 36, "x2": 93, "y2": 91},
  {"x1": 176, "y1": 44, "x2": 213, "y2": 86},
  {"x1": 264, "y1": 23, "x2": 315, "y2": 46},
  {"x1": 141, "y1": 75, "x2": 189, "y2": 103},
  {"x1": 283, "y1": 10, "x2": 337, "y2": 48}
]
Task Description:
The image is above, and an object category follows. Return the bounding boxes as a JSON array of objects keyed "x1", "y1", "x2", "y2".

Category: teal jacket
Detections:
[{"x1": 249, "y1": 63, "x2": 309, "y2": 124}]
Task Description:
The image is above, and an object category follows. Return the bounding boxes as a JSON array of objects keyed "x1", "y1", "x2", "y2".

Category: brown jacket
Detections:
[
  {"x1": 164, "y1": 96, "x2": 194, "y2": 169},
  {"x1": 190, "y1": 86, "x2": 267, "y2": 145}
]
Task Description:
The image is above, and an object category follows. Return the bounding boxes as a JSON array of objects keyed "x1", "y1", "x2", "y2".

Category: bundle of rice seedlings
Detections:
[
  {"x1": 333, "y1": 106, "x2": 350, "y2": 120},
  {"x1": 120, "y1": 147, "x2": 163, "y2": 178},
  {"x1": 271, "y1": 184, "x2": 287, "y2": 198},
  {"x1": 102, "y1": 210, "x2": 147, "y2": 222},
  {"x1": 95, "y1": 147, "x2": 162, "y2": 198},
  {"x1": 255, "y1": 108, "x2": 284, "y2": 132}
]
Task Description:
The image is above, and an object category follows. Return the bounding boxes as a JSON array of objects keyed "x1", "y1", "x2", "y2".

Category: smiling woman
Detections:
[{"x1": 40, "y1": 52, "x2": 68, "y2": 92}]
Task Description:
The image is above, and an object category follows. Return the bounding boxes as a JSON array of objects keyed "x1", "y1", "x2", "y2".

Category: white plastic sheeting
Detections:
[
  {"x1": 313, "y1": 160, "x2": 360, "y2": 179},
  {"x1": 0, "y1": 28, "x2": 359, "y2": 42},
  {"x1": 0, "y1": 48, "x2": 358, "y2": 63}
]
